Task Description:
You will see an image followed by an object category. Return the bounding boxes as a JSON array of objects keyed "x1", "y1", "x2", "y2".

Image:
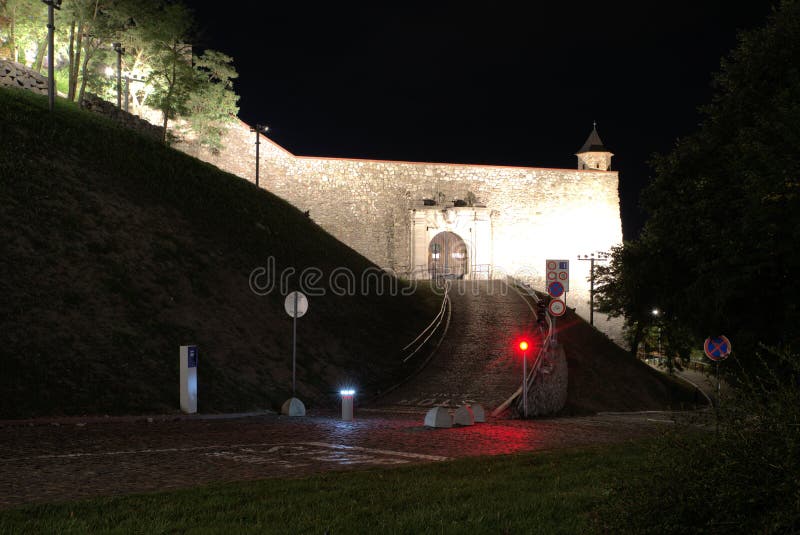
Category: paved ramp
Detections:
[{"x1": 375, "y1": 280, "x2": 536, "y2": 412}]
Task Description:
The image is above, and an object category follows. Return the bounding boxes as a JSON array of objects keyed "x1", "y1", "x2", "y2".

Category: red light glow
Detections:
[{"x1": 519, "y1": 341, "x2": 529, "y2": 351}]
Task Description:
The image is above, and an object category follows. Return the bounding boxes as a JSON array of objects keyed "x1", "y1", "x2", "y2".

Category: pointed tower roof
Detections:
[{"x1": 577, "y1": 122, "x2": 609, "y2": 154}]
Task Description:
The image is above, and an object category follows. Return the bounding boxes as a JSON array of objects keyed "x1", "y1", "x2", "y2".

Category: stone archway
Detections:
[{"x1": 428, "y1": 231, "x2": 468, "y2": 279}]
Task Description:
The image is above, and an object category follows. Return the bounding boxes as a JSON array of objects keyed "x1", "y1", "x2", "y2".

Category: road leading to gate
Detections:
[{"x1": 375, "y1": 280, "x2": 536, "y2": 412}]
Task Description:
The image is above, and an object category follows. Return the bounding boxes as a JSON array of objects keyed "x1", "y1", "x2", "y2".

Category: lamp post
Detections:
[
  {"x1": 652, "y1": 308, "x2": 662, "y2": 364},
  {"x1": 519, "y1": 340, "x2": 529, "y2": 418},
  {"x1": 250, "y1": 124, "x2": 269, "y2": 187},
  {"x1": 41, "y1": 0, "x2": 62, "y2": 112},
  {"x1": 112, "y1": 42, "x2": 124, "y2": 110},
  {"x1": 578, "y1": 251, "x2": 609, "y2": 326}
]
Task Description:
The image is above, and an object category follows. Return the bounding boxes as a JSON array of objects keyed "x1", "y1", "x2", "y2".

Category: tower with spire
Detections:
[{"x1": 576, "y1": 122, "x2": 613, "y2": 171}]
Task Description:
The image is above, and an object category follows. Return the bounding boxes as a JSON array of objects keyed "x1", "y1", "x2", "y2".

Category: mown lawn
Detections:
[{"x1": 0, "y1": 441, "x2": 651, "y2": 534}]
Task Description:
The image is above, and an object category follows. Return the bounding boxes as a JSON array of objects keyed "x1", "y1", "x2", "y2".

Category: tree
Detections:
[
  {"x1": 182, "y1": 49, "x2": 238, "y2": 152},
  {"x1": 0, "y1": 0, "x2": 47, "y2": 64},
  {"x1": 596, "y1": 0, "x2": 800, "y2": 370},
  {"x1": 144, "y1": 1, "x2": 193, "y2": 140}
]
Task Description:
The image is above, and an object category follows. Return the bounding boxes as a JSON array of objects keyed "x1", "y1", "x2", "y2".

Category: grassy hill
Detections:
[
  {"x1": 0, "y1": 88, "x2": 440, "y2": 418},
  {"x1": 556, "y1": 308, "x2": 699, "y2": 413}
]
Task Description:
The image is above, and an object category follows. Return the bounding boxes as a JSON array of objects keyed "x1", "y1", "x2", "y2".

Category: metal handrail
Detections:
[
  {"x1": 400, "y1": 281, "x2": 451, "y2": 362},
  {"x1": 515, "y1": 281, "x2": 553, "y2": 385}
]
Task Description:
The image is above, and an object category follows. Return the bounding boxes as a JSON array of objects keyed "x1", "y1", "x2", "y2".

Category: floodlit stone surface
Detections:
[
  {"x1": 171, "y1": 118, "x2": 625, "y2": 344},
  {"x1": 424, "y1": 406, "x2": 452, "y2": 428}
]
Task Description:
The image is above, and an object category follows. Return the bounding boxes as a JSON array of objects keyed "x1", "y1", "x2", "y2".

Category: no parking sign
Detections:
[{"x1": 704, "y1": 336, "x2": 732, "y2": 362}]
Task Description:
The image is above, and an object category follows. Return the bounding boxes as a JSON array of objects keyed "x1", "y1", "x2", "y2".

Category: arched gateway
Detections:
[{"x1": 428, "y1": 231, "x2": 468, "y2": 278}]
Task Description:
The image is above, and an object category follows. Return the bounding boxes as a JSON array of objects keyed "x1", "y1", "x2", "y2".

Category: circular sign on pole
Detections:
[
  {"x1": 548, "y1": 299, "x2": 566, "y2": 317},
  {"x1": 703, "y1": 335, "x2": 731, "y2": 361},
  {"x1": 547, "y1": 281, "x2": 565, "y2": 298},
  {"x1": 284, "y1": 291, "x2": 309, "y2": 318},
  {"x1": 547, "y1": 260, "x2": 557, "y2": 271}
]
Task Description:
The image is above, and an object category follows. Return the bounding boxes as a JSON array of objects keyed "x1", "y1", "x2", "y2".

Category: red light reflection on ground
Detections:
[{"x1": 450, "y1": 422, "x2": 541, "y2": 456}]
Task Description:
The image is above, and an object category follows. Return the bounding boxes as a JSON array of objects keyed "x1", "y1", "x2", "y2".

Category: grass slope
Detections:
[
  {"x1": 0, "y1": 88, "x2": 439, "y2": 418},
  {"x1": 0, "y1": 441, "x2": 654, "y2": 534},
  {"x1": 556, "y1": 308, "x2": 698, "y2": 413}
]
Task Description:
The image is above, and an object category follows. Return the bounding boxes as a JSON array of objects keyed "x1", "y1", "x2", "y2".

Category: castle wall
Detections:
[{"x1": 172, "y1": 116, "x2": 625, "y2": 344}]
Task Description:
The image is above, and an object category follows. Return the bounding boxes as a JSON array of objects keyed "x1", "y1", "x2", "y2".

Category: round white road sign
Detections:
[
  {"x1": 548, "y1": 299, "x2": 566, "y2": 317},
  {"x1": 284, "y1": 291, "x2": 309, "y2": 318}
]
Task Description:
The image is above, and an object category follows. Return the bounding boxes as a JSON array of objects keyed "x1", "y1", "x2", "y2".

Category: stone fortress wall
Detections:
[
  {"x1": 177, "y1": 118, "x2": 625, "y2": 344},
  {"x1": 0, "y1": 58, "x2": 625, "y2": 341}
]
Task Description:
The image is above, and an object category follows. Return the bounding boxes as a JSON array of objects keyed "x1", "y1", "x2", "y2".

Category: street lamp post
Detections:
[
  {"x1": 250, "y1": 124, "x2": 269, "y2": 188},
  {"x1": 519, "y1": 340, "x2": 529, "y2": 418},
  {"x1": 41, "y1": 0, "x2": 62, "y2": 112},
  {"x1": 578, "y1": 252, "x2": 609, "y2": 326},
  {"x1": 112, "y1": 42, "x2": 124, "y2": 110},
  {"x1": 652, "y1": 308, "x2": 662, "y2": 364}
]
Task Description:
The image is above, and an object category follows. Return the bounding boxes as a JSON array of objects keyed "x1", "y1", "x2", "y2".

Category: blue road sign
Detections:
[
  {"x1": 547, "y1": 281, "x2": 565, "y2": 298},
  {"x1": 704, "y1": 336, "x2": 731, "y2": 362}
]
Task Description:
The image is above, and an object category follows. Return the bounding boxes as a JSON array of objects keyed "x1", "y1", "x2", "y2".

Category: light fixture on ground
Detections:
[
  {"x1": 41, "y1": 0, "x2": 62, "y2": 112},
  {"x1": 251, "y1": 124, "x2": 269, "y2": 187},
  {"x1": 340, "y1": 389, "x2": 355, "y2": 421},
  {"x1": 578, "y1": 251, "x2": 609, "y2": 326},
  {"x1": 112, "y1": 42, "x2": 124, "y2": 109}
]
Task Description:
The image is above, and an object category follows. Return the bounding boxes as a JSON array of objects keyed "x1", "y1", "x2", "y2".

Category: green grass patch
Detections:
[
  {"x1": 0, "y1": 441, "x2": 653, "y2": 534},
  {"x1": 0, "y1": 87, "x2": 440, "y2": 418}
]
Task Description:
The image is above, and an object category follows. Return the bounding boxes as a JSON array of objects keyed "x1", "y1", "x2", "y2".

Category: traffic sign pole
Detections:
[{"x1": 292, "y1": 290, "x2": 298, "y2": 395}]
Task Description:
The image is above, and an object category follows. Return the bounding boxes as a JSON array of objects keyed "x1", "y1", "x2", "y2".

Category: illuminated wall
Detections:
[{"x1": 173, "y1": 118, "x2": 625, "y2": 343}]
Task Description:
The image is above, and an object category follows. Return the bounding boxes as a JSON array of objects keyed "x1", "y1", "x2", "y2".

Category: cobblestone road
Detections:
[
  {"x1": 0, "y1": 280, "x2": 701, "y2": 510},
  {"x1": 0, "y1": 410, "x2": 689, "y2": 509},
  {"x1": 376, "y1": 280, "x2": 535, "y2": 411}
]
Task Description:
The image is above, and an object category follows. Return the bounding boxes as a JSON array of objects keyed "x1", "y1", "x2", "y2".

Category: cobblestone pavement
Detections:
[
  {"x1": 0, "y1": 410, "x2": 693, "y2": 509},
  {"x1": 0, "y1": 281, "x2": 702, "y2": 510},
  {"x1": 376, "y1": 280, "x2": 535, "y2": 411}
]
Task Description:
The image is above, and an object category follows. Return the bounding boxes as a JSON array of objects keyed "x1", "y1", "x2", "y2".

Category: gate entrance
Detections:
[{"x1": 428, "y1": 231, "x2": 468, "y2": 279}]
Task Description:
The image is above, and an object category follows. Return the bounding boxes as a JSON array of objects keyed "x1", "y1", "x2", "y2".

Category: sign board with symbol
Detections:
[
  {"x1": 546, "y1": 259, "x2": 569, "y2": 292},
  {"x1": 547, "y1": 281, "x2": 565, "y2": 298},
  {"x1": 284, "y1": 291, "x2": 309, "y2": 318},
  {"x1": 548, "y1": 299, "x2": 566, "y2": 317},
  {"x1": 704, "y1": 336, "x2": 732, "y2": 362},
  {"x1": 187, "y1": 345, "x2": 198, "y2": 368}
]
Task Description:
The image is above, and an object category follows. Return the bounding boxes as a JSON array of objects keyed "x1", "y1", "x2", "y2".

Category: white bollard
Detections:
[
  {"x1": 424, "y1": 406, "x2": 452, "y2": 428},
  {"x1": 453, "y1": 405, "x2": 475, "y2": 426},
  {"x1": 179, "y1": 345, "x2": 198, "y2": 414},
  {"x1": 471, "y1": 404, "x2": 486, "y2": 423},
  {"x1": 281, "y1": 397, "x2": 306, "y2": 416},
  {"x1": 340, "y1": 389, "x2": 355, "y2": 421}
]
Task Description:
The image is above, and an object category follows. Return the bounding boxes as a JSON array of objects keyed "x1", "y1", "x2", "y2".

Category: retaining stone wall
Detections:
[
  {"x1": 79, "y1": 93, "x2": 164, "y2": 142},
  {"x1": 0, "y1": 60, "x2": 47, "y2": 95}
]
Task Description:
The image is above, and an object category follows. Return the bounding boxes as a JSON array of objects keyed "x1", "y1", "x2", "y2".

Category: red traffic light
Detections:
[{"x1": 519, "y1": 340, "x2": 529, "y2": 351}]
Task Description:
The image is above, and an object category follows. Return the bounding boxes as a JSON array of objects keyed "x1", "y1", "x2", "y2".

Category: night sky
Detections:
[{"x1": 191, "y1": 1, "x2": 774, "y2": 238}]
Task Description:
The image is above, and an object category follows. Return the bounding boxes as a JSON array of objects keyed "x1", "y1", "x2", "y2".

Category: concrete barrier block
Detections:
[
  {"x1": 424, "y1": 406, "x2": 452, "y2": 428},
  {"x1": 471, "y1": 404, "x2": 486, "y2": 423},
  {"x1": 453, "y1": 405, "x2": 475, "y2": 426},
  {"x1": 281, "y1": 397, "x2": 306, "y2": 417}
]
